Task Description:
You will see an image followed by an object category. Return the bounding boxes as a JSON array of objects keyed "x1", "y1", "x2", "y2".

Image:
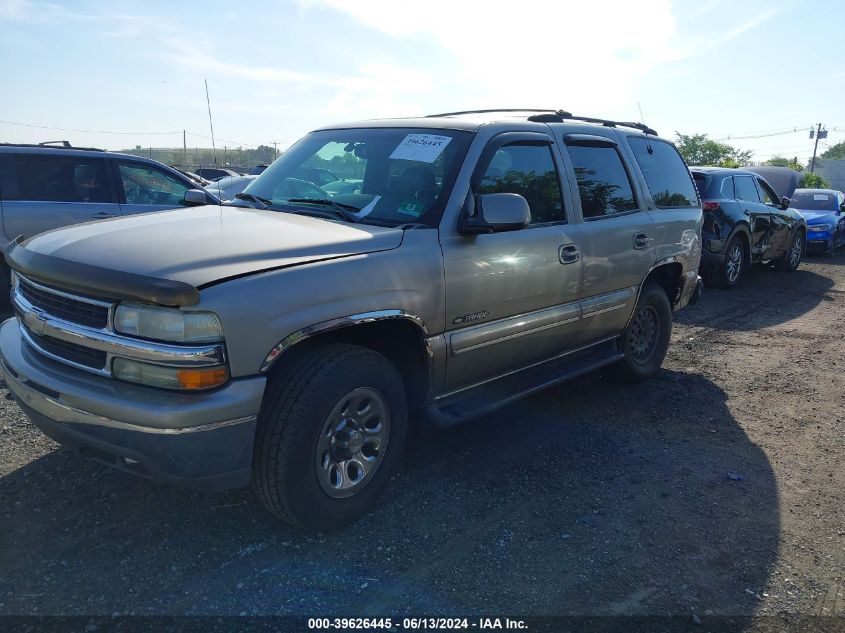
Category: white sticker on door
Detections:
[{"x1": 389, "y1": 134, "x2": 452, "y2": 163}]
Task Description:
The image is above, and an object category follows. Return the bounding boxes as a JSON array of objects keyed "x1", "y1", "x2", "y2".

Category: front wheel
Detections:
[
  {"x1": 252, "y1": 344, "x2": 408, "y2": 530},
  {"x1": 775, "y1": 231, "x2": 804, "y2": 272},
  {"x1": 616, "y1": 284, "x2": 672, "y2": 381}
]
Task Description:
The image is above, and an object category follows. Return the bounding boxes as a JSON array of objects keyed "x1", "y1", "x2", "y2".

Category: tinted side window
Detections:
[
  {"x1": 10, "y1": 155, "x2": 112, "y2": 203},
  {"x1": 628, "y1": 138, "x2": 699, "y2": 208},
  {"x1": 567, "y1": 145, "x2": 637, "y2": 219},
  {"x1": 735, "y1": 176, "x2": 761, "y2": 202},
  {"x1": 118, "y1": 162, "x2": 189, "y2": 205},
  {"x1": 720, "y1": 176, "x2": 735, "y2": 199},
  {"x1": 477, "y1": 143, "x2": 564, "y2": 224},
  {"x1": 756, "y1": 178, "x2": 779, "y2": 205},
  {"x1": 692, "y1": 173, "x2": 709, "y2": 197}
]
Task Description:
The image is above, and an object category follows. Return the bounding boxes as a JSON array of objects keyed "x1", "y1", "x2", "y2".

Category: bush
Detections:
[{"x1": 799, "y1": 172, "x2": 831, "y2": 188}]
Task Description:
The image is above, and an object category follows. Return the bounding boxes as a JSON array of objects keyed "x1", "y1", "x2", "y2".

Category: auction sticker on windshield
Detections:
[{"x1": 389, "y1": 134, "x2": 452, "y2": 163}]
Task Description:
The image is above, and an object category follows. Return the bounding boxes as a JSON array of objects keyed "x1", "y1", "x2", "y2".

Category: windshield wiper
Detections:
[
  {"x1": 234, "y1": 192, "x2": 272, "y2": 209},
  {"x1": 285, "y1": 198, "x2": 362, "y2": 223}
]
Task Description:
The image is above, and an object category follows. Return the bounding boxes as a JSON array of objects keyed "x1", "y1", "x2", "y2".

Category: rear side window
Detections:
[
  {"x1": 692, "y1": 173, "x2": 709, "y2": 197},
  {"x1": 734, "y1": 176, "x2": 760, "y2": 203},
  {"x1": 720, "y1": 176, "x2": 735, "y2": 199},
  {"x1": 566, "y1": 145, "x2": 637, "y2": 219},
  {"x1": 628, "y1": 138, "x2": 699, "y2": 208},
  {"x1": 477, "y1": 143, "x2": 565, "y2": 224},
  {"x1": 8, "y1": 155, "x2": 113, "y2": 203}
]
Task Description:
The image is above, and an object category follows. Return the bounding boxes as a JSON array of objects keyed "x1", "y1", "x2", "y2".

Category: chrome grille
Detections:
[
  {"x1": 17, "y1": 277, "x2": 109, "y2": 329},
  {"x1": 22, "y1": 326, "x2": 108, "y2": 371}
]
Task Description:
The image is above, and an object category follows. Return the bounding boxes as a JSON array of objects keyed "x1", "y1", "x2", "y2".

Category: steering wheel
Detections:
[{"x1": 414, "y1": 187, "x2": 439, "y2": 206}]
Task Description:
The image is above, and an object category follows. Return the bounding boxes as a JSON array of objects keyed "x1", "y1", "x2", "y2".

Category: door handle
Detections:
[
  {"x1": 558, "y1": 243, "x2": 580, "y2": 264},
  {"x1": 92, "y1": 212, "x2": 118, "y2": 219},
  {"x1": 633, "y1": 233, "x2": 650, "y2": 250}
]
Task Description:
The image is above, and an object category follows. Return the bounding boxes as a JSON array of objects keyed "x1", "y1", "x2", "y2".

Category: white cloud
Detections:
[{"x1": 299, "y1": 0, "x2": 679, "y2": 117}]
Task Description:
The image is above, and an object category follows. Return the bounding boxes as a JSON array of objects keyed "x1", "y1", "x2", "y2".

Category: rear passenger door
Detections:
[
  {"x1": 734, "y1": 175, "x2": 772, "y2": 258},
  {"x1": 0, "y1": 153, "x2": 120, "y2": 241},
  {"x1": 559, "y1": 134, "x2": 655, "y2": 340}
]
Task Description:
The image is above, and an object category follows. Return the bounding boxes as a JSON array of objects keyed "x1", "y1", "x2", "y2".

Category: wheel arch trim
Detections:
[
  {"x1": 260, "y1": 309, "x2": 431, "y2": 373},
  {"x1": 624, "y1": 258, "x2": 686, "y2": 329}
]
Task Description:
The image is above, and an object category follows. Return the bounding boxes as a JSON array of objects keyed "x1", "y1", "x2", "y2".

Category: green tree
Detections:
[
  {"x1": 799, "y1": 172, "x2": 831, "y2": 188},
  {"x1": 764, "y1": 155, "x2": 803, "y2": 171},
  {"x1": 820, "y1": 142, "x2": 845, "y2": 160},
  {"x1": 675, "y1": 133, "x2": 753, "y2": 167}
]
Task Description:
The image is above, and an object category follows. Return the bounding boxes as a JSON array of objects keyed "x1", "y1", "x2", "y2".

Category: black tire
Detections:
[
  {"x1": 617, "y1": 284, "x2": 672, "y2": 381},
  {"x1": 711, "y1": 235, "x2": 744, "y2": 289},
  {"x1": 775, "y1": 230, "x2": 804, "y2": 272},
  {"x1": 826, "y1": 229, "x2": 840, "y2": 256},
  {"x1": 0, "y1": 263, "x2": 10, "y2": 310},
  {"x1": 252, "y1": 343, "x2": 407, "y2": 530}
]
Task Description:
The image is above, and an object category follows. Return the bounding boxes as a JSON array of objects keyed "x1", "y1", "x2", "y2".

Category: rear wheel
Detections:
[
  {"x1": 775, "y1": 231, "x2": 804, "y2": 272},
  {"x1": 252, "y1": 344, "x2": 408, "y2": 530},
  {"x1": 711, "y1": 235, "x2": 744, "y2": 289},
  {"x1": 617, "y1": 284, "x2": 672, "y2": 381}
]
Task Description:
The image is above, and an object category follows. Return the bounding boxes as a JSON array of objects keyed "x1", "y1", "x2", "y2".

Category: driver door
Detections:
[{"x1": 440, "y1": 133, "x2": 583, "y2": 392}]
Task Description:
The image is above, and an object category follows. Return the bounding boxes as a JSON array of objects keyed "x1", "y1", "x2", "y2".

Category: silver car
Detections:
[
  {"x1": 0, "y1": 111, "x2": 702, "y2": 530},
  {"x1": 0, "y1": 143, "x2": 217, "y2": 292}
]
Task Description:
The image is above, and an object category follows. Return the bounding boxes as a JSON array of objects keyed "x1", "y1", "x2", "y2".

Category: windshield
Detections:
[
  {"x1": 242, "y1": 127, "x2": 473, "y2": 227},
  {"x1": 790, "y1": 191, "x2": 838, "y2": 211}
]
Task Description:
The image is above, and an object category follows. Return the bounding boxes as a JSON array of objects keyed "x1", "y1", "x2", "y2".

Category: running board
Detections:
[{"x1": 424, "y1": 338, "x2": 623, "y2": 427}]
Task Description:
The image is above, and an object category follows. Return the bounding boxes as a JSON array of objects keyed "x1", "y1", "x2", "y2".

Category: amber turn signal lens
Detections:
[{"x1": 176, "y1": 366, "x2": 229, "y2": 390}]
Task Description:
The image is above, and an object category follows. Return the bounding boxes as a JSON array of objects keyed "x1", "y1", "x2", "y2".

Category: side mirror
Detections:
[
  {"x1": 183, "y1": 189, "x2": 208, "y2": 206},
  {"x1": 459, "y1": 193, "x2": 531, "y2": 235},
  {"x1": 781, "y1": 196, "x2": 791, "y2": 210}
]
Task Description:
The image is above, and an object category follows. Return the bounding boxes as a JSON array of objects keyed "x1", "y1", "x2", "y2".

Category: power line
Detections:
[
  {"x1": 714, "y1": 128, "x2": 803, "y2": 141},
  {"x1": 0, "y1": 118, "x2": 266, "y2": 148},
  {"x1": 0, "y1": 119, "x2": 181, "y2": 135}
]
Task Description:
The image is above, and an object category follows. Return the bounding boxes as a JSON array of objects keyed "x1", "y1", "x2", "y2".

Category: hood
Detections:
[
  {"x1": 796, "y1": 209, "x2": 838, "y2": 224},
  {"x1": 22, "y1": 205, "x2": 404, "y2": 288}
]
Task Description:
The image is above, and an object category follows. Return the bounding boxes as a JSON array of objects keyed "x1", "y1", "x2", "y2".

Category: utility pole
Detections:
[
  {"x1": 809, "y1": 123, "x2": 828, "y2": 173},
  {"x1": 272, "y1": 141, "x2": 278, "y2": 159},
  {"x1": 183, "y1": 130, "x2": 187, "y2": 167}
]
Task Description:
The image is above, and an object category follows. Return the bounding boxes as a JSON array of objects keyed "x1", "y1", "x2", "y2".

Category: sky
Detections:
[{"x1": 1, "y1": 0, "x2": 843, "y2": 165}]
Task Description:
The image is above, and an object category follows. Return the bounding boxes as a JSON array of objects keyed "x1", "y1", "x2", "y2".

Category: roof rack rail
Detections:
[
  {"x1": 527, "y1": 112, "x2": 657, "y2": 135},
  {"x1": 0, "y1": 141, "x2": 105, "y2": 152},
  {"x1": 426, "y1": 108, "x2": 573, "y2": 118}
]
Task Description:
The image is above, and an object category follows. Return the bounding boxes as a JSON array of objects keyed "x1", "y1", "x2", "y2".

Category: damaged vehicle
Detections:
[{"x1": 0, "y1": 110, "x2": 702, "y2": 529}]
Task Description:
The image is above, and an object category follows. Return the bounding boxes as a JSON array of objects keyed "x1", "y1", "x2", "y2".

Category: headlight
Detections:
[
  {"x1": 114, "y1": 303, "x2": 224, "y2": 343},
  {"x1": 112, "y1": 358, "x2": 229, "y2": 390},
  {"x1": 808, "y1": 223, "x2": 832, "y2": 232}
]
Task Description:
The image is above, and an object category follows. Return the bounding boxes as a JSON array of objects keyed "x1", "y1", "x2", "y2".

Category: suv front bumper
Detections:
[{"x1": 0, "y1": 318, "x2": 266, "y2": 491}]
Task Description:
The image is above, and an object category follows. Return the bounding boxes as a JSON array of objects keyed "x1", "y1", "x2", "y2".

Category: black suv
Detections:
[{"x1": 691, "y1": 167, "x2": 806, "y2": 288}]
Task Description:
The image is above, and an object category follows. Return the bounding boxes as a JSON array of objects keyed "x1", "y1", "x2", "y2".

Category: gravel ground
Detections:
[{"x1": 0, "y1": 254, "x2": 842, "y2": 627}]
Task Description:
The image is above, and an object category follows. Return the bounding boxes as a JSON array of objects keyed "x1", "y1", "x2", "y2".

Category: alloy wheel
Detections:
[
  {"x1": 726, "y1": 243, "x2": 743, "y2": 284},
  {"x1": 315, "y1": 387, "x2": 390, "y2": 499}
]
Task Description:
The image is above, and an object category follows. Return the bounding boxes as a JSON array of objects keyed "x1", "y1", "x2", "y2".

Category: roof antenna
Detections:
[
  {"x1": 637, "y1": 102, "x2": 645, "y2": 124},
  {"x1": 204, "y1": 78, "x2": 218, "y2": 167}
]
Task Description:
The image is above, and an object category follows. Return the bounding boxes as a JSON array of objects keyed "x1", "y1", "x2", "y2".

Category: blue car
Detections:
[{"x1": 789, "y1": 188, "x2": 845, "y2": 255}]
